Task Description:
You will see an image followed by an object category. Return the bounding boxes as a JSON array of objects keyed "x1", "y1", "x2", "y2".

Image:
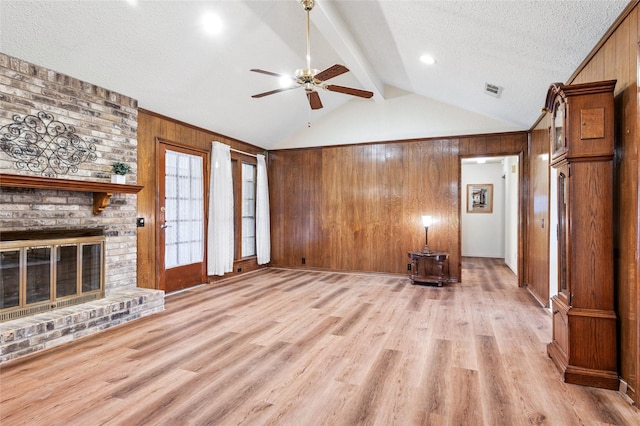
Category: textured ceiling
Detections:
[{"x1": 0, "y1": 0, "x2": 630, "y2": 150}]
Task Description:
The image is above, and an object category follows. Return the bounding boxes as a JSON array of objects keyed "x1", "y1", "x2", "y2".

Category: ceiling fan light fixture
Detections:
[
  {"x1": 300, "y1": 0, "x2": 315, "y2": 12},
  {"x1": 296, "y1": 68, "x2": 318, "y2": 80}
]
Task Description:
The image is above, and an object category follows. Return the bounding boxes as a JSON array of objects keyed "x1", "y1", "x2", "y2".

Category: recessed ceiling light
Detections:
[
  {"x1": 420, "y1": 54, "x2": 436, "y2": 65},
  {"x1": 202, "y1": 12, "x2": 223, "y2": 35},
  {"x1": 125, "y1": 0, "x2": 138, "y2": 6},
  {"x1": 477, "y1": 158, "x2": 487, "y2": 164}
]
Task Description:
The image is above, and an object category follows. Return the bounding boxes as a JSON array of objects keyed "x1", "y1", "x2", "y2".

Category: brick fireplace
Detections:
[{"x1": 0, "y1": 53, "x2": 164, "y2": 362}]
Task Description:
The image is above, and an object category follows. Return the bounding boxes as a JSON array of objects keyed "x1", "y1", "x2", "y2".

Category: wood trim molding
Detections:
[
  {"x1": 155, "y1": 137, "x2": 211, "y2": 154},
  {"x1": 271, "y1": 131, "x2": 530, "y2": 153}
]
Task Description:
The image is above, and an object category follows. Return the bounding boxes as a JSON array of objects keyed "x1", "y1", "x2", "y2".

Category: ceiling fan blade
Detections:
[
  {"x1": 307, "y1": 91, "x2": 323, "y2": 110},
  {"x1": 325, "y1": 84, "x2": 374, "y2": 99},
  {"x1": 250, "y1": 69, "x2": 294, "y2": 80},
  {"x1": 252, "y1": 85, "x2": 301, "y2": 98},
  {"x1": 314, "y1": 64, "x2": 349, "y2": 82}
]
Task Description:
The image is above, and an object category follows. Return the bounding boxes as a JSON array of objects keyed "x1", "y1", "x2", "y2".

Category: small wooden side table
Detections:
[{"x1": 408, "y1": 251, "x2": 449, "y2": 287}]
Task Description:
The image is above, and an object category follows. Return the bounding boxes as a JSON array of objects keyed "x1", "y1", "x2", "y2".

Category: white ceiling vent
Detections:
[{"x1": 484, "y1": 83, "x2": 503, "y2": 98}]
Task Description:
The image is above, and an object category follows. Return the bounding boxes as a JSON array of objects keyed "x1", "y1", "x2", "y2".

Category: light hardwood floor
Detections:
[{"x1": 1, "y1": 258, "x2": 638, "y2": 425}]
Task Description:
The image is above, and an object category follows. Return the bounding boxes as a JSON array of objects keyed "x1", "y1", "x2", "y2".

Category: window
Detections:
[
  {"x1": 232, "y1": 155, "x2": 257, "y2": 260},
  {"x1": 241, "y1": 163, "x2": 257, "y2": 257}
]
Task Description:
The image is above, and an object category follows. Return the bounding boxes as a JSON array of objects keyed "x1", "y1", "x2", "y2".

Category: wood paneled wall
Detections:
[
  {"x1": 269, "y1": 133, "x2": 528, "y2": 281},
  {"x1": 529, "y1": 2, "x2": 639, "y2": 403},
  {"x1": 136, "y1": 109, "x2": 264, "y2": 290}
]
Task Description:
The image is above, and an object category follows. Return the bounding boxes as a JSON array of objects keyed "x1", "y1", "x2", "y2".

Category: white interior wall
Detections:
[
  {"x1": 274, "y1": 86, "x2": 522, "y2": 149},
  {"x1": 461, "y1": 161, "x2": 505, "y2": 258}
]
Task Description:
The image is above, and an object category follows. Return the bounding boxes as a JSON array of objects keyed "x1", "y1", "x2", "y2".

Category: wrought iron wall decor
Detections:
[{"x1": 0, "y1": 111, "x2": 97, "y2": 177}]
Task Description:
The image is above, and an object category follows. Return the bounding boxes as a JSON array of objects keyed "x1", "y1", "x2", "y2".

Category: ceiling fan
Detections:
[{"x1": 250, "y1": 0, "x2": 374, "y2": 110}]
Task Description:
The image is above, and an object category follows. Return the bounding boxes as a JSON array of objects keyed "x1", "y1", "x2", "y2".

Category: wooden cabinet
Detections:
[{"x1": 545, "y1": 80, "x2": 618, "y2": 389}]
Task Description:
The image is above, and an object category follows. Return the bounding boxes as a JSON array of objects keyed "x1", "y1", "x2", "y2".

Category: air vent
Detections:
[{"x1": 484, "y1": 83, "x2": 503, "y2": 98}]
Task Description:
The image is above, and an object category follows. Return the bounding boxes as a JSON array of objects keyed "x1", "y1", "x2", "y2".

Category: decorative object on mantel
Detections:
[
  {"x1": 0, "y1": 111, "x2": 97, "y2": 177},
  {"x1": 111, "y1": 161, "x2": 131, "y2": 184}
]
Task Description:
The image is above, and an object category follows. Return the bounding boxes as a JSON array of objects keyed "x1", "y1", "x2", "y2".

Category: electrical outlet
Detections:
[
  {"x1": 237, "y1": 267, "x2": 242, "y2": 272},
  {"x1": 407, "y1": 263, "x2": 412, "y2": 271},
  {"x1": 302, "y1": 257, "x2": 306, "y2": 265},
  {"x1": 136, "y1": 217, "x2": 145, "y2": 227}
]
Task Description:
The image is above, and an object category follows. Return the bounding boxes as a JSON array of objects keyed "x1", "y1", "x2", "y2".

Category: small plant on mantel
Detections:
[
  {"x1": 110, "y1": 162, "x2": 131, "y2": 184},
  {"x1": 111, "y1": 162, "x2": 131, "y2": 175}
]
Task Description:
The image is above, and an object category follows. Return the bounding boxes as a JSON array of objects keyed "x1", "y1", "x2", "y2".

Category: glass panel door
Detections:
[{"x1": 158, "y1": 142, "x2": 207, "y2": 293}]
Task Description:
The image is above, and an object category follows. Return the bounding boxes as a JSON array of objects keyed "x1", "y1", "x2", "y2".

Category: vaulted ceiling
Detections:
[{"x1": 0, "y1": 0, "x2": 630, "y2": 150}]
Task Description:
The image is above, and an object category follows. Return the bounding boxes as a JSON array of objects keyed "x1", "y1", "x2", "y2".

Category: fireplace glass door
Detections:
[
  {"x1": 82, "y1": 243, "x2": 102, "y2": 292},
  {"x1": 0, "y1": 236, "x2": 105, "y2": 321},
  {"x1": 26, "y1": 246, "x2": 51, "y2": 304},
  {"x1": 0, "y1": 250, "x2": 20, "y2": 309},
  {"x1": 57, "y1": 244, "x2": 78, "y2": 298}
]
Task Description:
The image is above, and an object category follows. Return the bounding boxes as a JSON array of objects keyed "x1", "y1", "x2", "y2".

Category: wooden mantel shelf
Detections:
[{"x1": 0, "y1": 173, "x2": 143, "y2": 215}]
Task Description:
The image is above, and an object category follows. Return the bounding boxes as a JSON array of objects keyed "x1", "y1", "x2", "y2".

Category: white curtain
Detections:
[
  {"x1": 207, "y1": 142, "x2": 234, "y2": 276},
  {"x1": 256, "y1": 153, "x2": 271, "y2": 265}
]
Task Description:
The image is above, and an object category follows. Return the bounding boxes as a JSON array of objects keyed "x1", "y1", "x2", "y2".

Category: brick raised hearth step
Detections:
[{"x1": 0, "y1": 288, "x2": 164, "y2": 363}]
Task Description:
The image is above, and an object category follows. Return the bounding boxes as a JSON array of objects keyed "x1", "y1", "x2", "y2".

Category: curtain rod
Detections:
[{"x1": 229, "y1": 147, "x2": 258, "y2": 158}]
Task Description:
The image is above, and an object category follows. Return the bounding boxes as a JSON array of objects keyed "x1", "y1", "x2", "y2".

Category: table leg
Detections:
[
  {"x1": 410, "y1": 257, "x2": 417, "y2": 284},
  {"x1": 437, "y1": 258, "x2": 444, "y2": 287}
]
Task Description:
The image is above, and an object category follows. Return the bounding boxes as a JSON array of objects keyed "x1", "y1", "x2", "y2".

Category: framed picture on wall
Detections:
[{"x1": 467, "y1": 184, "x2": 493, "y2": 213}]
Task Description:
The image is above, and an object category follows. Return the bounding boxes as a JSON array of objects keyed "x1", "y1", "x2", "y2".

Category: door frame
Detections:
[
  {"x1": 155, "y1": 138, "x2": 210, "y2": 291},
  {"x1": 459, "y1": 150, "x2": 527, "y2": 287}
]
